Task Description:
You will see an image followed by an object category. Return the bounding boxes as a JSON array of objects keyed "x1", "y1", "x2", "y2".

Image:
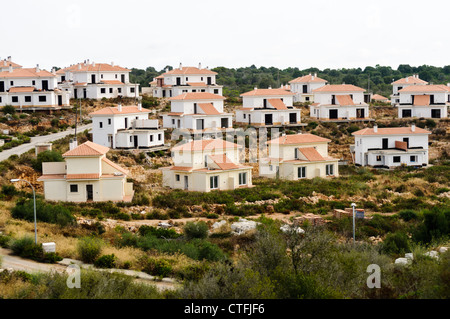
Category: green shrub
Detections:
[
  {"x1": 11, "y1": 199, "x2": 75, "y2": 227},
  {"x1": 184, "y1": 221, "x2": 209, "y2": 239},
  {"x1": 1, "y1": 105, "x2": 15, "y2": 115},
  {"x1": 138, "y1": 225, "x2": 180, "y2": 239},
  {"x1": 382, "y1": 232, "x2": 411, "y2": 255},
  {"x1": 10, "y1": 236, "x2": 43, "y2": 259},
  {"x1": 32, "y1": 150, "x2": 64, "y2": 173},
  {"x1": 0, "y1": 234, "x2": 12, "y2": 248},
  {"x1": 398, "y1": 210, "x2": 419, "y2": 222},
  {"x1": 77, "y1": 237, "x2": 103, "y2": 263},
  {"x1": 94, "y1": 254, "x2": 117, "y2": 268},
  {"x1": 139, "y1": 256, "x2": 173, "y2": 278}
]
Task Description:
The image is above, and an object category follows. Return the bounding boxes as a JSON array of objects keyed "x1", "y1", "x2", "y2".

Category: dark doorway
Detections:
[
  {"x1": 86, "y1": 185, "x2": 93, "y2": 201},
  {"x1": 331, "y1": 95, "x2": 336, "y2": 105},
  {"x1": 402, "y1": 109, "x2": 412, "y2": 118},
  {"x1": 329, "y1": 109, "x2": 338, "y2": 119},
  {"x1": 58, "y1": 95, "x2": 62, "y2": 106},
  {"x1": 83, "y1": 88, "x2": 87, "y2": 99},
  {"x1": 184, "y1": 176, "x2": 189, "y2": 190},
  {"x1": 121, "y1": 74, "x2": 125, "y2": 83},
  {"x1": 302, "y1": 85, "x2": 307, "y2": 93},
  {"x1": 403, "y1": 137, "x2": 409, "y2": 148},
  {"x1": 248, "y1": 114, "x2": 251, "y2": 124},
  {"x1": 263, "y1": 99, "x2": 267, "y2": 108},
  {"x1": 356, "y1": 108, "x2": 365, "y2": 118},
  {"x1": 431, "y1": 109, "x2": 441, "y2": 118},
  {"x1": 74, "y1": 89, "x2": 78, "y2": 99},
  {"x1": 289, "y1": 113, "x2": 297, "y2": 123},
  {"x1": 382, "y1": 138, "x2": 389, "y2": 149},
  {"x1": 162, "y1": 90, "x2": 166, "y2": 98},
  {"x1": 42, "y1": 80, "x2": 49, "y2": 91},
  {"x1": 176, "y1": 77, "x2": 181, "y2": 86},
  {"x1": 221, "y1": 118, "x2": 229, "y2": 128},
  {"x1": 0, "y1": 81, "x2": 4, "y2": 92},
  {"x1": 125, "y1": 118, "x2": 128, "y2": 128},
  {"x1": 265, "y1": 114, "x2": 273, "y2": 125},
  {"x1": 91, "y1": 74, "x2": 96, "y2": 84},
  {"x1": 133, "y1": 135, "x2": 138, "y2": 148},
  {"x1": 430, "y1": 95, "x2": 435, "y2": 105},
  {"x1": 207, "y1": 77, "x2": 212, "y2": 85}
]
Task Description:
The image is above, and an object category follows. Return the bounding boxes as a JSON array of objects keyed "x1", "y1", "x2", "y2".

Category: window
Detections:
[
  {"x1": 243, "y1": 114, "x2": 246, "y2": 119},
  {"x1": 99, "y1": 122, "x2": 103, "y2": 128},
  {"x1": 295, "y1": 148, "x2": 299, "y2": 159},
  {"x1": 118, "y1": 88, "x2": 122, "y2": 93},
  {"x1": 175, "y1": 174, "x2": 180, "y2": 182},
  {"x1": 298, "y1": 166, "x2": 306, "y2": 178},
  {"x1": 239, "y1": 172, "x2": 247, "y2": 185},
  {"x1": 0, "y1": 97, "x2": 2, "y2": 103},
  {"x1": 70, "y1": 184, "x2": 78, "y2": 193},
  {"x1": 10, "y1": 81, "x2": 14, "y2": 86},
  {"x1": 130, "y1": 136, "x2": 133, "y2": 142},
  {"x1": 130, "y1": 87, "x2": 135, "y2": 93},
  {"x1": 210, "y1": 176, "x2": 219, "y2": 189},
  {"x1": 410, "y1": 155, "x2": 417, "y2": 162},
  {"x1": 158, "y1": 133, "x2": 162, "y2": 141},
  {"x1": 326, "y1": 164, "x2": 334, "y2": 176},
  {"x1": 393, "y1": 156, "x2": 401, "y2": 163},
  {"x1": 150, "y1": 135, "x2": 153, "y2": 142},
  {"x1": 25, "y1": 96, "x2": 31, "y2": 102},
  {"x1": 376, "y1": 155, "x2": 382, "y2": 162},
  {"x1": 32, "y1": 80, "x2": 36, "y2": 85},
  {"x1": 305, "y1": 97, "x2": 310, "y2": 101},
  {"x1": 201, "y1": 89, "x2": 205, "y2": 92},
  {"x1": 115, "y1": 74, "x2": 118, "y2": 79},
  {"x1": 101, "y1": 88, "x2": 106, "y2": 94},
  {"x1": 39, "y1": 96, "x2": 46, "y2": 102},
  {"x1": 109, "y1": 88, "x2": 113, "y2": 94},
  {"x1": 101, "y1": 74, "x2": 104, "y2": 79},
  {"x1": 12, "y1": 96, "x2": 19, "y2": 103},
  {"x1": 108, "y1": 119, "x2": 111, "y2": 125},
  {"x1": 214, "y1": 89, "x2": 219, "y2": 94},
  {"x1": 172, "y1": 119, "x2": 175, "y2": 125}
]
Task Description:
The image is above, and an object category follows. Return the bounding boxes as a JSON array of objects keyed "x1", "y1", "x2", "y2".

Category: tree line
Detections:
[{"x1": 130, "y1": 64, "x2": 450, "y2": 99}]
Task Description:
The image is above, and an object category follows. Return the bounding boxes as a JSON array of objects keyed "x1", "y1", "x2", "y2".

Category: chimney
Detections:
[
  {"x1": 254, "y1": 86, "x2": 258, "y2": 90},
  {"x1": 268, "y1": 85, "x2": 272, "y2": 89},
  {"x1": 36, "y1": 64, "x2": 40, "y2": 73},
  {"x1": 3, "y1": 60, "x2": 6, "y2": 66},
  {"x1": 111, "y1": 61, "x2": 114, "y2": 66},
  {"x1": 373, "y1": 124, "x2": 378, "y2": 133},
  {"x1": 406, "y1": 77, "x2": 409, "y2": 82},
  {"x1": 447, "y1": 83, "x2": 450, "y2": 87},
  {"x1": 51, "y1": 68, "x2": 56, "y2": 75},
  {"x1": 314, "y1": 73, "x2": 317, "y2": 77},
  {"x1": 69, "y1": 138, "x2": 78, "y2": 150},
  {"x1": 78, "y1": 63, "x2": 82, "y2": 70},
  {"x1": 138, "y1": 101, "x2": 142, "y2": 111},
  {"x1": 7, "y1": 56, "x2": 11, "y2": 62},
  {"x1": 198, "y1": 62, "x2": 202, "y2": 69},
  {"x1": 411, "y1": 123, "x2": 416, "y2": 132},
  {"x1": 8, "y1": 64, "x2": 13, "y2": 73},
  {"x1": 92, "y1": 61, "x2": 96, "y2": 67},
  {"x1": 311, "y1": 74, "x2": 315, "y2": 80},
  {"x1": 165, "y1": 67, "x2": 169, "y2": 73},
  {"x1": 118, "y1": 102, "x2": 122, "y2": 112},
  {"x1": 179, "y1": 62, "x2": 182, "y2": 70},
  {"x1": 87, "y1": 59, "x2": 90, "y2": 65}
]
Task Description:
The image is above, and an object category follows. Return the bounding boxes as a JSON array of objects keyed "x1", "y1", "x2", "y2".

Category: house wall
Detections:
[
  {"x1": 268, "y1": 143, "x2": 328, "y2": 161},
  {"x1": 235, "y1": 109, "x2": 301, "y2": 125},
  {"x1": 243, "y1": 95, "x2": 294, "y2": 108},
  {"x1": 0, "y1": 91, "x2": 69, "y2": 108},
  {"x1": 65, "y1": 156, "x2": 101, "y2": 175},
  {"x1": 398, "y1": 105, "x2": 448, "y2": 119},
  {"x1": 399, "y1": 92, "x2": 447, "y2": 104},
  {"x1": 259, "y1": 160, "x2": 339, "y2": 180},
  {"x1": 309, "y1": 105, "x2": 369, "y2": 119},
  {"x1": 115, "y1": 130, "x2": 164, "y2": 148},
  {"x1": 366, "y1": 151, "x2": 427, "y2": 167}
]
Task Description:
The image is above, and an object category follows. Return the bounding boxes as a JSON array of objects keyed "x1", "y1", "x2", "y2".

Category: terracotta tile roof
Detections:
[
  {"x1": 74, "y1": 82, "x2": 87, "y2": 86},
  {"x1": 61, "y1": 62, "x2": 129, "y2": 73},
  {"x1": 399, "y1": 85, "x2": 450, "y2": 93},
  {"x1": 66, "y1": 174, "x2": 100, "y2": 179},
  {"x1": 167, "y1": 112, "x2": 185, "y2": 116},
  {"x1": 99, "y1": 80, "x2": 124, "y2": 85},
  {"x1": 172, "y1": 139, "x2": 241, "y2": 152},
  {"x1": 372, "y1": 94, "x2": 389, "y2": 101},
  {"x1": 169, "y1": 92, "x2": 225, "y2": 101},
  {"x1": 289, "y1": 74, "x2": 327, "y2": 84},
  {"x1": 1, "y1": 60, "x2": 22, "y2": 69},
  {"x1": 241, "y1": 88, "x2": 295, "y2": 97},
  {"x1": 63, "y1": 141, "x2": 110, "y2": 157},
  {"x1": 313, "y1": 84, "x2": 365, "y2": 93},
  {"x1": 163, "y1": 67, "x2": 217, "y2": 75},
  {"x1": 208, "y1": 154, "x2": 240, "y2": 170},
  {"x1": 336, "y1": 95, "x2": 355, "y2": 106},
  {"x1": 198, "y1": 103, "x2": 220, "y2": 115},
  {"x1": 268, "y1": 98, "x2": 288, "y2": 110},
  {"x1": 102, "y1": 157, "x2": 129, "y2": 175},
  {"x1": 413, "y1": 95, "x2": 430, "y2": 106},
  {"x1": 395, "y1": 141, "x2": 408, "y2": 151},
  {"x1": 0, "y1": 68, "x2": 55, "y2": 78},
  {"x1": 298, "y1": 147, "x2": 325, "y2": 161},
  {"x1": 186, "y1": 82, "x2": 207, "y2": 87},
  {"x1": 238, "y1": 107, "x2": 254, "y2": 111},
  {"x1": 170, "y1": 166, "x2": 194, "y2": 172},
  {"x1": 352, "y1": 127, "x2": 431, "y2": 136},
  {"x1": 89, "y1": 105, "x2": 151, "y2": 116},
  {"x1": 392, "y1": 76, "x2": 428, "y2": 85},
  {"x1": 268, "y1": 133, "x2": 331, "y2": 145},
  {"x1": 9, "y1": 87, "x2": 35, "y2": 93}
]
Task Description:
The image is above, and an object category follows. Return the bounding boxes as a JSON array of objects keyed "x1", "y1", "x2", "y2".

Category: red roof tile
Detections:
[
  {"x1": 208, "y1": 154, "x2": 240, "y2": 170},
  {"x1": 268, "y1": 98, "x2": 288, "y2": 110},
  {"x1": 336, "y1": 95, "x2": 355, "y2": 106},
  {"x1": 289, "y1": 74, "x2": 327, "y2": 84},
  {"x1": 298, "y1": 147, "x2": 325, "y2": 161},
  {"x1": 0, "y1": 68, "x2": 55, "y2": 78},
  {"x1": 198, "y1": 103, "x2": 220, "y2": 115},
  {"x1": 392, "y1": 76, "x2": 428, "y2": 85},
  {"x1": 268, "y1": 133, "x2": 331, "y2": 145},
  {"x1": 102, "y1": 157, "x2": 129, "y2": 175},
  {"x1": 313, "y1": 84, "x2": 365, "y2": 93},
  {"x1": 172, "y1": 139, "x2": 241, "y2": 152},
  {"x1": 169, "y1": 166, "x2": 194, "y2": 172},
  {"x1": 169, "y1": 92, "x2": 225, "y2": 101},
  {"x1": 89, "y1": 105, "x2": 151, "y2": 115},
  {"x1": 352, "y1": 127, "x2": 431, "y2": 136},
  {"x1": 66, "y1": 174, "x2": 100, "y2": 179},
  {"x1": 399, "y1": 85, "x2": 450, "y2": 93},
  {"x1": 9, "y1": 87, "x2": 35, "y2": 93},
  {"x1": 241, "y1": 88, "x2": 295, "y2": 97},
  {"x1": 163, "y1": 67, "x2": 217, "y2": 75},
  {"x1": 63, "y1": 141, "x2": 110, "y2": 157}
]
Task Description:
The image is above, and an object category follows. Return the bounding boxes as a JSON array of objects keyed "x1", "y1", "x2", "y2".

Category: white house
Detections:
[
  {"x1": 259, "y1": 133, "x2": 339, "y2": 180},
  {"x1": 89, "y1": 103, "x2": 165, "y2": 149},
  {"x1": 352, "y1": 124, "x2": 431, "y2": 168},
  {"x1": 0, "y1": 65, "x2": 70, "y2": 109},
  {"x1": 289, "y1": 73, "x2": 328, "y2": 103},
  {"x1": 310, "y1": 84, "x2": 370, "y2": 121},
  {"x1": 162, "y1": 92, "x2": 233, "y2": 131},
  {"x1": 161, "y1": 138, "x2": 253, "y2": 192},
  {"x1": 150, "y1": 63, "x2": 222, "y2": 98},
  {"x1": 37, "y1": 141, "x2": 134, "y2": 202},
  {"x1": 396, "y1": 84, "x2": 449, "y2": 119},
  {"x1": 391, "y1": 75, "x2": 428, "y2": 105},
  {"x1": 0, "y1": 56, "x2": 22, "y2": 72},
  {"x1": 57, "y1": 60, "x2": 139, "y2": 99},
  {"x1": 235, "y1": 88, "x2": 302, "y2": 126}
]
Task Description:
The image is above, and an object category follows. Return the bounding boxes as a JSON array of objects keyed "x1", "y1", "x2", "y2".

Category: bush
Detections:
[
  {"x1": 138, "y1": 225, "x2": 180, "y2": 239},
  {"x1": 382, "y1": 232, "x2": 411, "y2": 255},
  {"x1": 9, "y1": 236, "x2": 62, "y2": 263},
  {"x1": 0, "y1": 234, "x2": 12, "y2": 248},
  {"x1": 32, "y1": 150, "x2": 64, "y2": 173},
  {"x1": 94, "y1": 254, "x2": 117, "y2": 268},
  {"x1": 398, "y1": 210, "x2": 418, "y2": 222},
  {"x1": 139, "y1": 256, "x2": 173, "y2": 278},
  {"x1": 77, "y1": 237, "x2": 103, "y2": 263},
  {"x1": 1, "y1": 105, "x2": 15, "y2": 115},
  {"x1": 184, "y1": 221, "x2": 209, "y2": 239},
  {"x1": 11, "y1": 199, "x2": 75, "y2": 227}
]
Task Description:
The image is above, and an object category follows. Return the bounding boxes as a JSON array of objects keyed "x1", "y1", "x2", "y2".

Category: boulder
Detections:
[
  {"x1": 394, "y1": 258, "x2": 410, "y2": 265},
  {"x1": 158, "y1": 222, "x2": 172, "y2": 229},
  {"x1": 424, "y1": 251, "x2": 439, "y2": 259},
  {"x1": 405, "y1": 253, "x2": 414, "y2": 260},
  {"x1": 231, "y1": 219, "x2": 260, "y2": 235},
  {"x1": 439, "y1": 247, "x2": 448, "y2": 253},
  {"x1": 280, "y1": 224, "x2": 305, "y2": 234},
  {"x1": 212, "y1": 220, "x2": 227, "y2": 230}
]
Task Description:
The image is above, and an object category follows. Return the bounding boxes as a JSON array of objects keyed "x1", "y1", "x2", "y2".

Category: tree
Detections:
[
  {"x1": 32, "y1": 150, "x2": 64, "y2": 172},
  {"x1": 1, "y1": 105, "x2": 15, "y2": 115}
]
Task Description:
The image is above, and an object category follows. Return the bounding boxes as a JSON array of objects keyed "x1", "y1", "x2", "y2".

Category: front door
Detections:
[
  {"x1": 329, "y1": 109, "x2": 338, "y2": 119},
  {"x1": 431, "y1": 109, "x2": 441, "y2": 118},
  {"x1": 356, "y1": 108, "x2": 365, "y2": 119},
  {"x1": 42, "y1": 80, "x2": 49, "y2": 91},
  {"x1": 289, "y1": 113, "x2": 297, "y2": 124},
  {"x1": 86, "y1": 185, "x2": 93, "y2": 201},
  {"x1": 133, "y1": 135, "x2": 138, "y2": 148},
  {"x1": 302, "y1": 85, "x2": 307, "y2": 93},
  {"x1": 0, "y1": 81, "x2": 5, "y2": 92},
  {"x1": 265, "y1": 114, "x2": 273, "y2": 125},
  {"x1": 184, "y1": 176, "x2": 189, "y2": 190},
  {"x1": 121, "y1": 74, "x2": 125, "y2": 83},
  {"x1": 91, "y1": 74, "x2": 96, "y2": 84},
  {"x1": 382, "y1": 138, "x2": 388, "y2": 149},
  {"x1": 176, "y1": 77, "x2": 181, "y2": 86},
  {"x1": 57, "y1": 95, "x2": 62, "y2": 106}
]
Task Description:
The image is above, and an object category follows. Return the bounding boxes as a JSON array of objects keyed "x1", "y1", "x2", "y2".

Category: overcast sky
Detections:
[{"x1": 2, "y1": 0, "x2": 449, "y2": 71}]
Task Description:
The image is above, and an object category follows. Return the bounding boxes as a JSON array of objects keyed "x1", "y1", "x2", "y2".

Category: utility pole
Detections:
[{"x1": 351, "y1": 203, "x2": 356, "y2": 244}]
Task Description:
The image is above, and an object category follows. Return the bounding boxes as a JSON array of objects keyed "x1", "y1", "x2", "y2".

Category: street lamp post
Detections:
[
  {"x1": 11, "y1": 179, "x2": 37, "y2": 244},
  {"x1": 351, "y1": 203, "x2": 356, "y2": 244}
]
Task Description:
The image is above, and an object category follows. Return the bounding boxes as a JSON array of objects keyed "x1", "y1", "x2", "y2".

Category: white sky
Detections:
[{"x1": 2, "y1": 0, "x2": 449, "y2": 71}]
